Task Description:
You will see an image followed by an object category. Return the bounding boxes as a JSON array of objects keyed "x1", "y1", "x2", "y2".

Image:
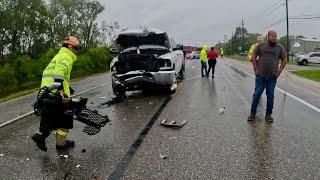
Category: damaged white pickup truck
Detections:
[{"x1": 110, "y1": 28, "x2": 185, "y2": 98}]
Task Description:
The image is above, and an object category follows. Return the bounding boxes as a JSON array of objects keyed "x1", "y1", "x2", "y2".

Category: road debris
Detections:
[
  {"x1": 169, "y1": 137, "x2": 177, "y2": 140},
  {"x1": 99, "y1": 96, "x2": 107, "y2": 99},
  {"x1": 76, "y1": 164, "x2": 81, "y2": 168},
  {"x1": 0, "y1": 154, "x2": 4, "y2": 157},
  {"x1": 26, "y1": 158, "x2": 30, "y2": 161},
  {"x1": 160, "y1": 154, "x2": 168, "y2": 160},
  {"x1": 92, "y1": 167, "x2": 100, "y2": 179},
  {"x1": 219, "y1": 106, "x2": 226, "y2": 114},
  {"x1": 81, "y1": 149, "x2": 86, "y2": 153},
  {"x1": 60, "y1": 155, "x2": 69, "y2": 159},
  {"x1": 149, "y1": 101, "x2": 153, "y2": 105},
  {"x1": 160, "y1": 119, "x2": 187, "y2": 129},
  {"x1": 98, "y1": 95, "x2": 126, "y2": 108}
]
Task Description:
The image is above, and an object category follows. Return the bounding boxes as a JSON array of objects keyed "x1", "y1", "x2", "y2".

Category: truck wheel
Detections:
[
  {"x1": 112, "y1": 83, "x2": 125, "y2": 98},
  {"x1": 301, "y1": 59, "x2": 308, "y2": 66},
  {"x1": 178, "y1": 66, "x2": 185, "y2": 80}
]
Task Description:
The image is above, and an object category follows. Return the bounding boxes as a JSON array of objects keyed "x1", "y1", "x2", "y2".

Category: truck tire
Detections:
[{"x1": 301, "y1": 59, "x2": 308, "y2": 66}]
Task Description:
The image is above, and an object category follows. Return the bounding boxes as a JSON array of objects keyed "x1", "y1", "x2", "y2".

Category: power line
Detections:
[
  {"x1": 289, "y1": 16, "x2": 320, "y2": 20},
  {"x1": 247, "y1": 0, "x2": 284, "y2": 26},
  {"x1": 290, "y1": 13, "x2": 320, "y2": 18},
  {"x1": 246, "y1": 0, "x2": 283, "y2": 22},
  {"x1": 262, "y1": 18, "x2": 286, "y2": 31}
]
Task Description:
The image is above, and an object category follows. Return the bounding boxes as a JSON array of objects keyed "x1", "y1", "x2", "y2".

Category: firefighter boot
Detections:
[{"x1": 31, "y1": 132, "x2": 47, "y2": 152}]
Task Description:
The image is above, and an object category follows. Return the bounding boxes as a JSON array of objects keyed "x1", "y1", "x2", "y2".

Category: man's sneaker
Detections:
[
  {"x1": 247, "y1": 114, "x2": 256, "y2": 121},
  {"x1": 265, "y1": 115, "x2": 274, "y2": 122},
  {"x1": 31, "y1": 133, "x2": 47, "y2": 152},
  {"x1": 56, "y1": 140, "x2": 75, "y2": 151},
  {"x1": 212, "y1": 75, "x2": 215, "y2": 78}
]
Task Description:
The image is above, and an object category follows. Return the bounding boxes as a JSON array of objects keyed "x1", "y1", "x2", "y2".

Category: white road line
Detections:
[
  {"x1": 0, "y1": 82, "x2": 110, "y2": 128},
  {"x1": 185, "y1": 76, "x2": 201, "y2": 81},
  {"x1": 222, "y1": 61, "x2": 320, "y2": 113}
]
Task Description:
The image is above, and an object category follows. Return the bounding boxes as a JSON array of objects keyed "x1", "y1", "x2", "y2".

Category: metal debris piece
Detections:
[
  {"x1": 63, "y1": 155, "x2": 69, "y2": 158},
  {"x1": 98, "y1": 95, "x2": 126, "y2": 107},
  {"x1": 160, "y1": 154, "x2": 168, "y2": 160},
  {"x1": 76, "y1": 164, "x2": 81, "y2": 168},
  {"x1": 0, "y1": 154, "x2": 4, "y2": 157},
  {"x1": 219, "y1": 106, "x2": 226, "y2": 114},
  {"x1": 160, "y1": 119, "x2": 187, "y2": 129}
]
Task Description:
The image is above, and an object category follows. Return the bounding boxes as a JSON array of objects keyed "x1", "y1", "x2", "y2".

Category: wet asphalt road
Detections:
[{"x1": 0, "y1": 59, "x2": 320, "y2": 179}]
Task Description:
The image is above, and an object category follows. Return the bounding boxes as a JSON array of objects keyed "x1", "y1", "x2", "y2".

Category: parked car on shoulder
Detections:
[
  {"x1": 110, "y1": 28, "x2": 185, "y2": 98},
  {"x1": 295, "y1": 52, "x2": 320, "y2": 66}
]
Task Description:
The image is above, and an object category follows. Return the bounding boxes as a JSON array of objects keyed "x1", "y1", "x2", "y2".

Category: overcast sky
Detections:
[{"x1": 97, "y1": 0, "x2": 320, "y2": 46}]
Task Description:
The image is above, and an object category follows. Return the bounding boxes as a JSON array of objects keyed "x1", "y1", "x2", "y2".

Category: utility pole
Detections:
[
  {"x1": 241, "y1": 19, "x2": 245, "y2": 57},
  {"x1": 286, "y1": 0, "x2": 290, "y2": 61}
]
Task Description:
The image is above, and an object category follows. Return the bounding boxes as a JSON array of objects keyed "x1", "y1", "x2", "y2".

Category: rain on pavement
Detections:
[{"x1": 1, "y1": 59, "x2": 320, "y2": 179}]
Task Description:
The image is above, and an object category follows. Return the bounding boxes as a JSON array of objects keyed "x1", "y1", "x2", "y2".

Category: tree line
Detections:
[
  {"x1": 222, "y1": 26, "x2": 303, "y2": 56},
  {"x1": 0, "y1": 0, "x2": 125, "y2": 98},
  {"x1": 0, "y1": 0, "x2": 108, "y2": 58}
]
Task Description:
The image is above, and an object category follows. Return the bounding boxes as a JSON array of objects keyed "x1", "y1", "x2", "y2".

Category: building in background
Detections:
[{"x1": 292, "y1": 38, "x2": 320, "y2": 53}]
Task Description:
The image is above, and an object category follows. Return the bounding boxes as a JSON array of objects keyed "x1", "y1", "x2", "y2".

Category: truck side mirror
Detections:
[{"x1": 173, "y1": 44, "x2": 183, "y2": 51}]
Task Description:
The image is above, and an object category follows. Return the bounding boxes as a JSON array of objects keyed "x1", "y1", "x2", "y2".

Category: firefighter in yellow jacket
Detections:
[
  {"x1": 248, "y1": 35, "x2": 263, "y2": 62},
  {"x1": 32, "y1": 36, "x2": 80, "y2": 152}
]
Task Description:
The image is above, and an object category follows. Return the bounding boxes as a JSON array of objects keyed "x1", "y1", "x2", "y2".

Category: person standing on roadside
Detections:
[
  {"x1": 200, "y1": 45, "x2": 209, "y2": 77},
  {"x1": 248, "y1": 31, "x2": 287, "y2": 122},
  {"x1": 220, "y1": 47, "x2": 224, "y2": 58},
  {"x1": 206, "y1": 47, "x2": 219, "y2": 78},
  {"x1": 248, "y1": 35, "x2": 263, "y2": 62}
]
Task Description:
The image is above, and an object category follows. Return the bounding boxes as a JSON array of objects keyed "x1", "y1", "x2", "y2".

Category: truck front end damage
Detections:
[{"x1": 111, "y1": 54, "x2": 177, "y2": 96}]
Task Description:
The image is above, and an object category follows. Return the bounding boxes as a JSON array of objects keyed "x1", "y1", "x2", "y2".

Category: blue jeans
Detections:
[
  {"x1": 250, "y1": 75, "x2": 277, "y2": 115},
  {"x1": 201, "y1": 61, "x2": 207, "y2": 76}
]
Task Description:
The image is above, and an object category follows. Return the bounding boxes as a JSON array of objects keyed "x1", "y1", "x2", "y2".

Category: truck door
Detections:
[{"x1": 310, "y1": 53, "x2": 316, "y2": 63}]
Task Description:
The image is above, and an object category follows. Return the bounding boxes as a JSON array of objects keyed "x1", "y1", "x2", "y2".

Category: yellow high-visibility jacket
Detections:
[
  {"x1": 200, "y1": 45, "x2": 208, "y2": 63},
  {"x1": 220, "y1": 47, "x2": 224, "y2": 55},
  {"x1": 41, "y1": 47, "x2": 77, "y2": 97},
  {"x1": 248, "y1": 43, "x2": 258, "y2": 61}
]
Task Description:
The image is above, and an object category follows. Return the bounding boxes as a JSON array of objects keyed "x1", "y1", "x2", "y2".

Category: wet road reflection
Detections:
[{"x1": 247, "y1": 122, "x2": 273, "y2": 179}]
